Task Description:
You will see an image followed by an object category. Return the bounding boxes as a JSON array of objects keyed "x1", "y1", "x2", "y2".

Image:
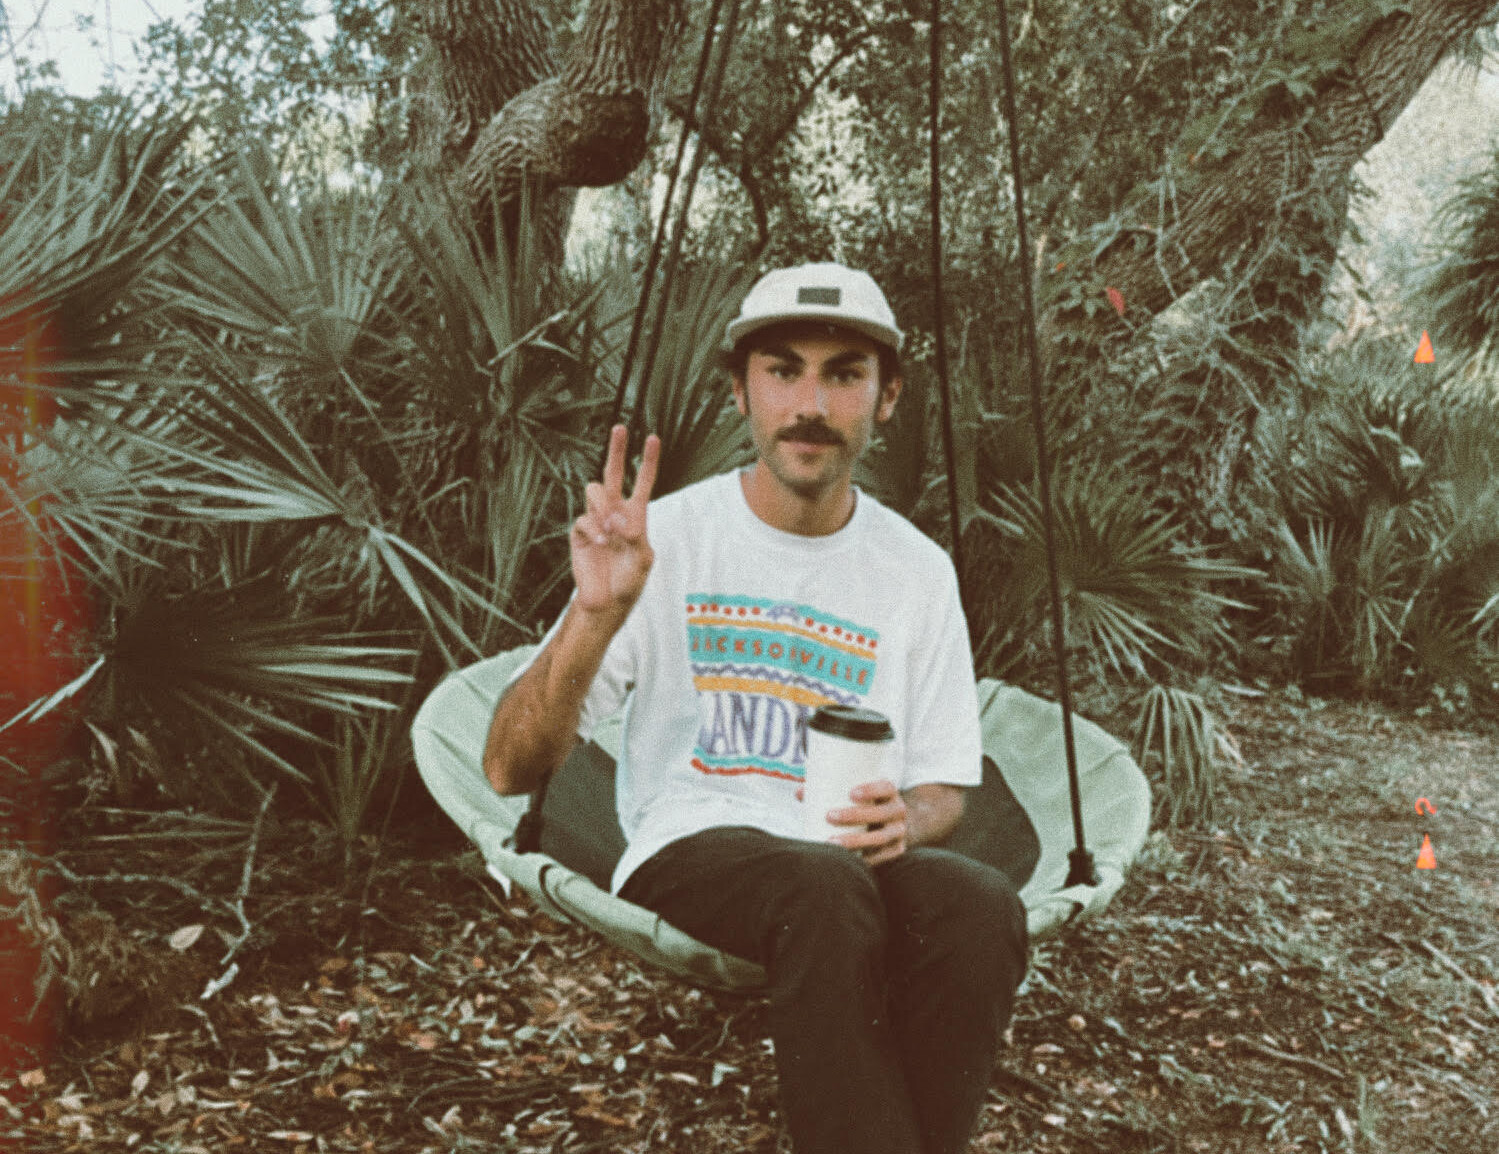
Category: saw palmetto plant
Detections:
[
  {"x1": 1249, "y1": 335, "x2": 1499, "y2": 701},
  {"x1": 970, "y1": 463, "x2": 1256, "y2": 682},
  {"x1": 1, "y1": 117, "x2": 759, "y2": 850}
]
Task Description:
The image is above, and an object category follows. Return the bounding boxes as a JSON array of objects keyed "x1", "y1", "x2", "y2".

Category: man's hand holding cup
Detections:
[
  {"x1": 802, "y1": 705, "x2": 903, "y2": 865},
  {"x1": 827, "y1": 780, "x2": 909, "y2": 866}
]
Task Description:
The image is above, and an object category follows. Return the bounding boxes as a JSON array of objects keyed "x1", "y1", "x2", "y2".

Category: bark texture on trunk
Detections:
[
  {"x1": 421, "y1": 0, "x2": 557, "y2": 161},
  {"x1": 1080, "y1": 0, "x2": 1499, "y2": 327},
  {"x1": 427, "y1": 0, "x2": 685, "y2": 235}
]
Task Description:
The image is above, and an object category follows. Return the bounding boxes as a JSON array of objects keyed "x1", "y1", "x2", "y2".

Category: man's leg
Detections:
[
  {"x1": 620, "y1": 827, "x2": 924, "y2": 1154},
  {"x1": 875, "y1": 848, "x2": 1028, "y2": 1154}
]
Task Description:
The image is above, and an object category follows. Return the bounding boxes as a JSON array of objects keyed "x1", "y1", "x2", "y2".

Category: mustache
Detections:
[{"x1": 779, "y1": 423, "x2": 843, "y2": 445}]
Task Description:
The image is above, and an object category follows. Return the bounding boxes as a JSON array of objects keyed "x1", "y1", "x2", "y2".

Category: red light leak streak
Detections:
[{"x1": 0, "y1": 300, "x2": 92, "y2": 1076}]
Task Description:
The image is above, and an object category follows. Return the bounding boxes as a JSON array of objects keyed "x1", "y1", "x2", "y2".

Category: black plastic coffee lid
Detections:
[{"x1": 808, "y1": 705, "x2": 894, "y2": 742}]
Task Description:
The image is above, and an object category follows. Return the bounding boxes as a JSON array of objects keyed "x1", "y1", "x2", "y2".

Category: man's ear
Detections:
[
  {"x1": 732, "y1": 373, "x2": 748, "y2": 417},
  {"x1": 876, "y1": 375, "x2": 903, "y2": 423}
]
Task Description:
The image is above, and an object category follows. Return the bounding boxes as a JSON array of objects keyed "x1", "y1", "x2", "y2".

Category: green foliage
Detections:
[
  {"x1": 0, "y1": 113, "x2": 209, "y2": 384},
  {"x1": 1242, "y1": 335, "x2": 1499, "y2": 702},
  {"x1": 1132, "y1": 684, "x2": 1220, "y2": 828},
  {"x1": 1416, "y1": 139, "x2": 1499, "y2": 378},
  {"x1": 310, "y1": 708, "x2": 407, "y2": 869},
  {"x1": 9, "y1": 0, "x2": 1498, "y2": 854},
  {"x1": 962, "y1": 464, "x2": 1254, "y2": 683},
  {"x1": 0, "y1": 118, "x2": 753, "y2": 842},
  {"x1": 633, "y1": 259, "x2": 756, "y2": 496}
]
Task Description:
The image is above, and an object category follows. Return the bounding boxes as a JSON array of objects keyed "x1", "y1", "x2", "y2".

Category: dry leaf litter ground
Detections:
[{"x1": 1, "y1": 691, "x2": 1495, "y2": 1153}]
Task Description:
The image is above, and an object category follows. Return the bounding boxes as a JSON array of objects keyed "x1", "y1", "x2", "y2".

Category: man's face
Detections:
[{"x1": 731, "y1": 325, "x2": 901, "y2": 502}]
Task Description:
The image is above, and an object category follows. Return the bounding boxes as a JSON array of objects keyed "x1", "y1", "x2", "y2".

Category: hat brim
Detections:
[{"x1": 724, "y1": 311, "x2": 904, "y2": 354}]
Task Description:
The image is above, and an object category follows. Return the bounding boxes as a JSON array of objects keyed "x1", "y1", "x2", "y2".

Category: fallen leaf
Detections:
[
  {"x1": 575, "y1": 1102, "x2": 641, "y2": 1128},
  {"x1": 168, "y1": 924, "x2": 206, "y2": 952},
  {"x1": 18, "y1": 1069, "x2": 45, "y2": 1090}
]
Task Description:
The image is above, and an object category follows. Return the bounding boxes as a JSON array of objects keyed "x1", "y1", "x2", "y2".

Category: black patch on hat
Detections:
[{"x1": 797, "y1": 287, "x2": 841, "y2": 306}]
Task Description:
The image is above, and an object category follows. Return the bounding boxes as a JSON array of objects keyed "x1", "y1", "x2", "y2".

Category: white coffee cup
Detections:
[{"x1": 803, "y1": 705, "x2": 895, "y2": 841}]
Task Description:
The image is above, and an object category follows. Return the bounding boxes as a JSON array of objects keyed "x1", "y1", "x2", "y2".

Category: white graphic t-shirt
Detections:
[{"x1": 508, "y1": 467, "x2": 983, "y2": 894}]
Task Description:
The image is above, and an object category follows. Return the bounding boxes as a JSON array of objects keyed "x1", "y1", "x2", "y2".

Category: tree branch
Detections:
[{"x1": 661, "y1": 17, "x2": 899, "y2": 252}]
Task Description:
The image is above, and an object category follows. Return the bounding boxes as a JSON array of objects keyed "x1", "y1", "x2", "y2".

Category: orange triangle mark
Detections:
[
  {"x1": 1416, "y1": 834, "x2": 1436, "y2": 869},
  {"x1": 1414, "y1": 331, "x2": 1435, "y2": 364}
]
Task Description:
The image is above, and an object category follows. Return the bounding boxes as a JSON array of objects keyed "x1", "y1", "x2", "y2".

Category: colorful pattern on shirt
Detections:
[{"x1": 687, "y1": 595, "x2": 879, "y2": 781}]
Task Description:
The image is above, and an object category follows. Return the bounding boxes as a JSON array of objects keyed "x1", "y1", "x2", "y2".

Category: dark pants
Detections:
[{"x1": 619, "y1": 827, "x2": 1029, "y2": 1154}]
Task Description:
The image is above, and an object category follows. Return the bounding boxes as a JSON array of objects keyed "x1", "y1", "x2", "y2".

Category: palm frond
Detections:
[
  {"x1": 637, "y1": 259, "x2": 755, "y2": 497},
  {"x1": 979, "y1": 467, "x2": 1255, "y2": 677},
  {"x1": 0, "y1": 119, "x2": 216, "y2": 388},
  {"x1": 1132, "y1": 684, "x2": 1220, "y2": 828},
  {"x1": 163, "y1": 152, "x2": 396, "y2": 388}
]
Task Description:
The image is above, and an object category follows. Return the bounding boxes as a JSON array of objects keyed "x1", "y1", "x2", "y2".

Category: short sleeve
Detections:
[
  {"x1": 502, "y1": 591, "x2": 640, "y2": 743},
  {"x1": 899, "y1": 561, "x2": 982, "y2": 789}
]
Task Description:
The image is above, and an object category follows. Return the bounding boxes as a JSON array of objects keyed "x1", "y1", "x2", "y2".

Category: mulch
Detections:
[{"x1": 2, "y1": 692, "x2": 1495, "y2": 1152}]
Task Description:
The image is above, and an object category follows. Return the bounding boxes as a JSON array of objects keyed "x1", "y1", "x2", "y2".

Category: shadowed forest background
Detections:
[{"x1": 1, "y1": 1, "x2": 1497, "y2": 1150}]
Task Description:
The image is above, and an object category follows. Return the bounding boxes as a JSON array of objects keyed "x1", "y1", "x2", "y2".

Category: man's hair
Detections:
[{"x1": 717, "y1": 320, "x2": 902, "y2": 390}]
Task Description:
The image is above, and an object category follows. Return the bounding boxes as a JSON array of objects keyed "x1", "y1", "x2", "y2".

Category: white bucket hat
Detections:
[{"x1": 724, "y1": 262, "x2": 904, "y2": 353}]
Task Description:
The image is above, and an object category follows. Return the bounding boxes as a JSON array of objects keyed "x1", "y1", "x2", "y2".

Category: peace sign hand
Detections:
[{"x1": 570, "y1": 424, "x2": 662, "y2": 620}]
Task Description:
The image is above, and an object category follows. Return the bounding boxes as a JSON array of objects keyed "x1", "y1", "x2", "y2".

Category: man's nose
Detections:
[{"x1": 791, "y1": 371, "x2": 829, "y2": 416}]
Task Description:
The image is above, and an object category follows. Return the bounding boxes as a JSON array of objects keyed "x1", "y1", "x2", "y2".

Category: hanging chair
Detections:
[
  {"x1": 412, "y1": 0, "x2": 1157, "y2": 993},
  {"x1": 411, "y1": 645, "x2": 1150, "y2": 992}
]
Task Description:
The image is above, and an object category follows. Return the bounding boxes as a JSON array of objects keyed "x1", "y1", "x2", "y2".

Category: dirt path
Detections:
[{"x1": 3, "y1": 692, "x2": 1495, "y2": 1152}]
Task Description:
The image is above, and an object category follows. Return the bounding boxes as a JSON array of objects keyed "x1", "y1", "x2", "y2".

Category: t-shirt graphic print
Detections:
[{"x1": 688, "y1": 594, "x2": 878, "y2": 783}]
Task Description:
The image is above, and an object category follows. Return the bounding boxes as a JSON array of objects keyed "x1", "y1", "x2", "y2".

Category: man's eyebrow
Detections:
[
  {"x1": 754, "y1": 343, "x2": 804, "y2": 365},
  {"x1": 823, "y1": 349, "x2": 876, "y2": 370},
  {"x1": 750, "y1": 345, "x2": 874, "y2": 370}
]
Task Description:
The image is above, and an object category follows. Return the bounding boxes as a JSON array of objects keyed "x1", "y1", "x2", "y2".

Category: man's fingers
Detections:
[
  {"x1": 584, "y1": 481, "x2": 607, "y2": 519},
  {"x1": 575, "y1": 508, "x2": 631, "y2": 546},
  {"x1": 629, "y1": 433, "x2": 661, "y2": 512},
  {"x1": 829, "y1": 800, "x2": 904, "y2": 826},
  {"x1": 834, "y1": 821, "x2": 907, "y2": 854},
  {"x1": 602, "y1": 423, "x2": 627, "y2": 498},
  {"x1": 573, "y1": 512, "x2": 605, "y2": 546},
  {"x1": 863, "y1": 842, "x2": 905, "y2": 867},
  {"x1": 850, "y1": 779, "x2": 899, "y2": 804}
]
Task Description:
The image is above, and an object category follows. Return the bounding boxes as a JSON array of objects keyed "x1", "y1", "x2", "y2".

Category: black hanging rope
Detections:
[
  {"x1": 603, "y1": 0, "x2": 733, "y2": 447},
  {"x1": 988, "y1": 0, "x2": 1096, "y2": 888},
  {"x1": 928, "y1": 0, "x2": 968, "y2": 608},
  {"x1": 627, "y1": 0, "x2": 744, "y2": 448},
  {"x1": 515, "y1": 0, "x2": 737, "y2": 857}
]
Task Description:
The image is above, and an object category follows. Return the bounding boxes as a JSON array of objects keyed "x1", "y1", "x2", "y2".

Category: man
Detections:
[{"x1": 485, "y1": 262, "x2": 1028, "y2": 1154}]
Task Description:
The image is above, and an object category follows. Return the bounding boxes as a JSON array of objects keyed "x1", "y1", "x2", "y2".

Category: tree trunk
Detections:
[
  {"x1": 420, "y1": 0, "x2": 558, "y2": 162},
  {"x1": 422, "y1": 0, "x2": 686, "y2": 256},
  {"x1": 1072, "y1": 0, "x2": 1499, "y2": 335}
]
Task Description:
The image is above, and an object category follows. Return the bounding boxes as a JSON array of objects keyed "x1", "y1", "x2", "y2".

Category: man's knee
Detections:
[
  {"x1": 765, "y1": 840, "x2": 886, "y2": 950},
  {"x1": 895, "y1": 849, "x2": 1028, "y2": 966}
]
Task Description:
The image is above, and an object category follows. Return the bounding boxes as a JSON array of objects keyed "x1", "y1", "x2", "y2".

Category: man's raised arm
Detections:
[{"x1": 484, "y1": 424, "x2": 660, "y2": 796}]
